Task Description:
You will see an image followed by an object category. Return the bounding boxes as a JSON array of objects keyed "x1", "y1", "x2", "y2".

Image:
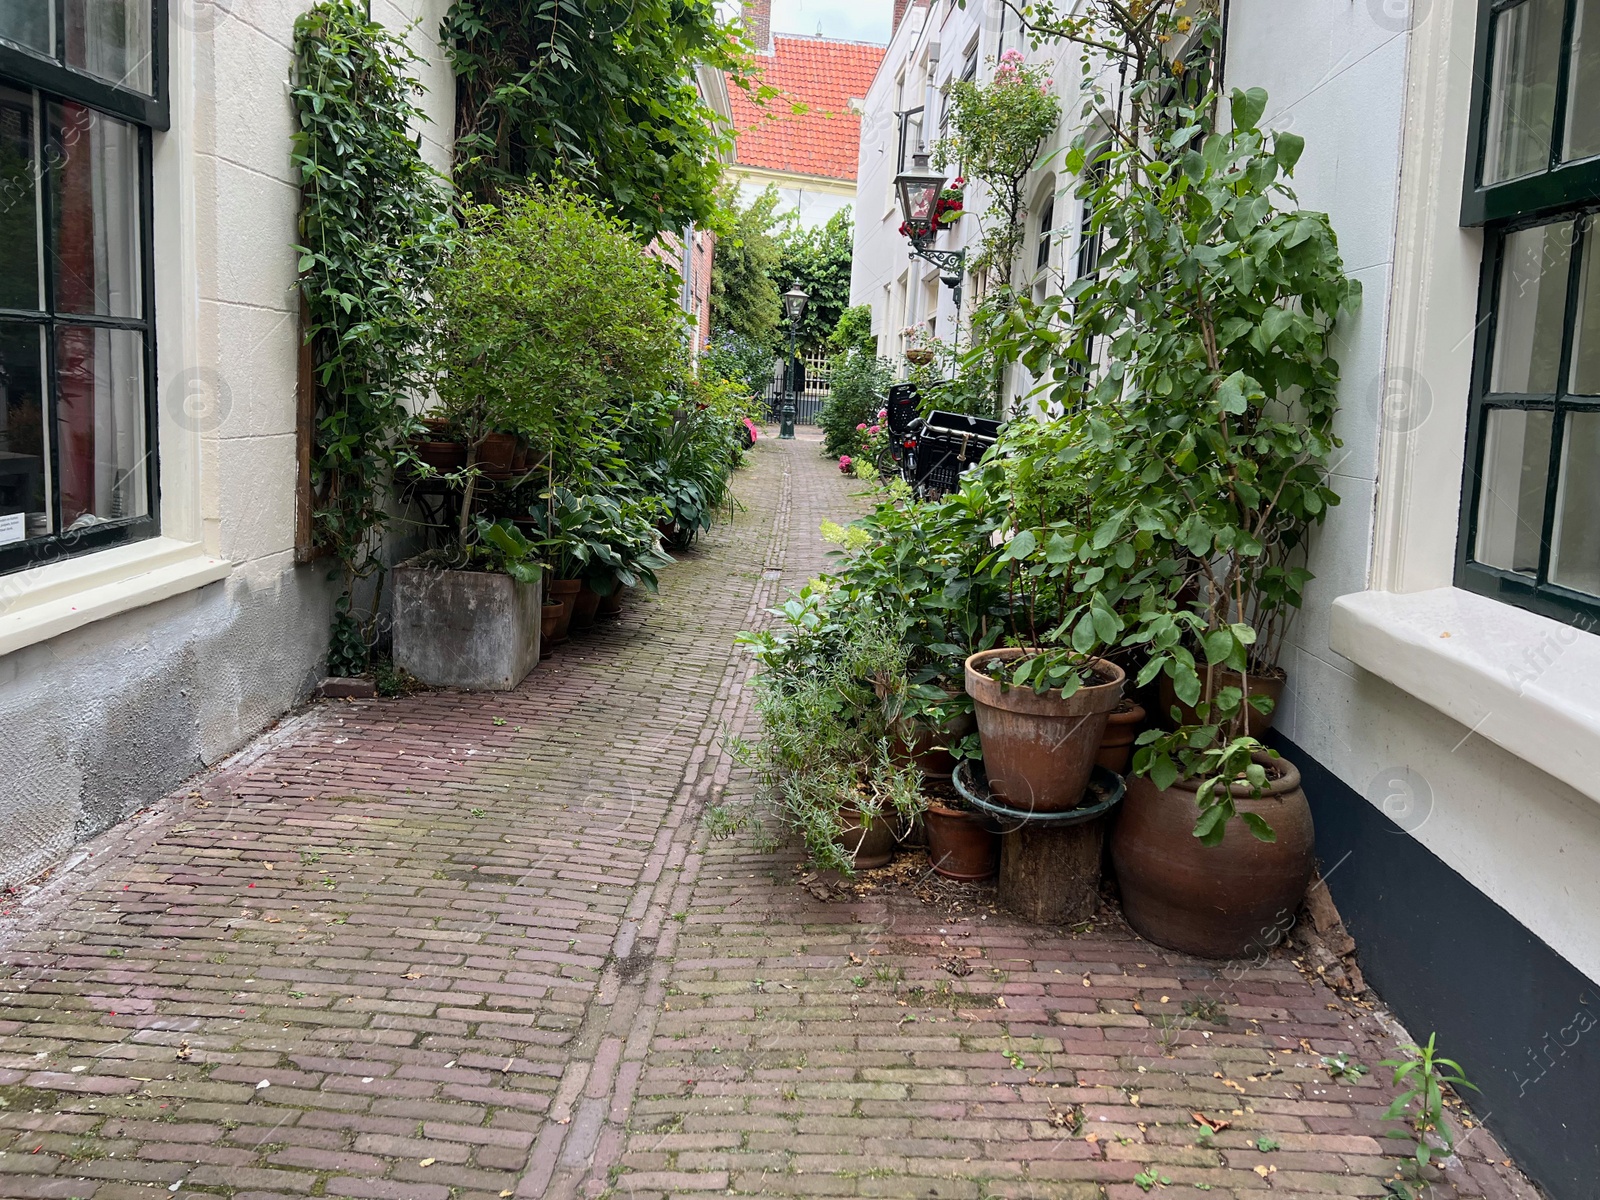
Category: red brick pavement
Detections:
[{"x1": 0, "y1": 434, "x2": 1541, "y2": 1200}]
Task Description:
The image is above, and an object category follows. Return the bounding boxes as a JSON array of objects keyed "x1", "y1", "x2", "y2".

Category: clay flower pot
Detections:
[
  {"x1": 964, "y1": 649, "x2": 1125, "y2": 813},
  {"x1": 838, "y1": 805, "x2": 896, "y2": 871},
  {"x1": 1095, "y1": 700, "x2": 1147, "y2": 775},
  {"x1": 1110, "y1": 753, "x2": 1315, "y2": 959},
  {"x1": 569, "y1": 582, "x2": 602, "y2": 630},
  {"x1": 546, "y1": 579, "x2": 581, "y2": 643},
  {"x1": 597, "y1": 588, "x2": 624, "y2": 617},
  {"x1": 890, "y1": 710, "x2": 976, "y2": 781},
  {"x1": 477, "y1": 431, "x2": 517, "y2": 472},
  {"x1": 1159, "y1": 666, "x2": 1286, "y2": 737},
  {"x1": 411, "y1": 439, "x2": 466, "y2": 471},
  {"x1": 923, "y1": 801, "x2": 999, "y2": 880},
  {"x1": 540, "y1": 602, "x2": 564, "y2": 659}
]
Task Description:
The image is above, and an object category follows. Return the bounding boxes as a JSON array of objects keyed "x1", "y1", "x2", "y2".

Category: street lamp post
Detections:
[
  {"x1": 779, "y1": 281, "x2": 809, "y2": 440},
  {"x1": 893, "y1": 152, "x2": 967, "y2": 342}
]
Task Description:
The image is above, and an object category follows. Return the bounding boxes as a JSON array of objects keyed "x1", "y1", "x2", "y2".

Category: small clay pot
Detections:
[
  {"x1": 1111, "y1": 752, "x2": 1315, "y2": 959},
  {"x1": 570, "y1": 583, "x2": 602, "y2": 630},
  {"x1": 1159, "y1": 666, "x2": 1286, "y2": 737},
  {"x1": 540, "y1": 602, "x2": 563, "y2": 658},
  {"x1": 547, "y1": 579, "x2": 581, "y2": 642},
  {"x1": 838, "y1": 805, "x2": 896, "y2": 871},
  {"x1": 1095, "y1": 701, "x2": 1147, "y2": 775},
  {"x1": 597, "y1": 588, "x2": 624, "y2": 617},
  {"x1": 412, "y1": 439, "x2": 466, "y2": 470},
  {"x1": 477, "y1": 432, "x2": 517, "y2": 472},
  {"x1": 964, "y1": 649, "x2": 1125, "y2": 813},
  {"x1": 924, "y1": 802, "x2": 999, "y2": 880}
]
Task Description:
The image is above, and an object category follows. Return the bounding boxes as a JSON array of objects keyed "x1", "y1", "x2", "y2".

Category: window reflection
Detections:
[
  {"x1": 1491, "y1": 220, "x2": 1573, "y2": 394},
  {"x1": 0, "y1": 322, "x2": 48, "y2": 543},
  {"x1": 64, "y1": 0, "x2": 154, "y2": 96},
  {"x1": 55, "y1": 324, "x2": 146, "y2": 528},
  {"x1": 0, "y1": 89, "x2": 39, "y2": 313},
  {"x1": 0, "y1": 3, "x2": 52, "y2": 56},
  {"x1": 48, "y1": 102, "x2": 142, "y2": 320},
  {"x1": 1566, "y1": 0, "x2": 1600, "y2": 162},
  {"x1": 1484, "y1": 0, "x2": 1564, "y2": 185},
  {"x1": 1475, "y1": 407, "x2": 1553, "y2": 577}
]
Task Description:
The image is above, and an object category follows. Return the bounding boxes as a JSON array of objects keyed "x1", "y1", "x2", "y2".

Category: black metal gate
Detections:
[{"x1": 761, "y1": 352, "x2": 830, "y2": 425}]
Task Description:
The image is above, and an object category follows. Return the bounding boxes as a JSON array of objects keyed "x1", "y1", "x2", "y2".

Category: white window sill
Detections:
[
  {"x1": 0, "y1": 538, "x2": 232, "y2": 657},
  {"x1": 1330, "y1": 586, "x2": 1600, "y2": 804}
]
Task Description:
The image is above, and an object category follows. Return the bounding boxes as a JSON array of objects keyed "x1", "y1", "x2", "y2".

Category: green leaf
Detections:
[
  {"x1": 1241, "y1": 812, "x2": 1277, "y2": 842},
  {"x1": 1274, "y1": 130, "x2": 1306, "y2": 170},
  {"x1": 1231, "y1": 87, "x2": 1268, "y2": 132}
]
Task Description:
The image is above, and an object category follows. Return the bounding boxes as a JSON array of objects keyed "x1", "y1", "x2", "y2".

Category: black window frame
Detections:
[
  {"x1": 1035, "y1": 194, "x2": 1054, "y2": 271},
  {"x1": 1456, "y1": 0, "x2": 1600, "y2": 625},
  {"x1": 895, "y1": 105, "x2": 924, "y2": 173},
  {"x1": 0, "y1": 1, "x2": 165, "y2": 575}
]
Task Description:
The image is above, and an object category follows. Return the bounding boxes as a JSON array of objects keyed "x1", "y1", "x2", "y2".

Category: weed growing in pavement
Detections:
[
  {"x1": 1322, "y1": 1051, "x2": 1369, "y2": 1082},
  {"x1": 1182, "y1": 997, "x2": 1227, "y2": 1025},
  {"x1": 1381, "y1": 1032, "x2": 1479, "y2": 1189},
  {"x1": 1134, "y1": 1169, "x2": 1171, "y2": 1191}
]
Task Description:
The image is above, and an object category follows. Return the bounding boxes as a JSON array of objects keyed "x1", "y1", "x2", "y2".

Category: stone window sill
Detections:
[
  {"x1": 1330, "y1": 586, "x2": 1600, "y2": 804},
  {"x1": 0, "y1": 538, "x2": 232, "y2": 657}
]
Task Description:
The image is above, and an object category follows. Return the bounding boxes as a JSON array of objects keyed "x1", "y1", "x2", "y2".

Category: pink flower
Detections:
[
  {"x1": 877, "y1": 408, "x2": 888, "y2": 420},
  {"x1": 742, "y1": 417, "x2": 760, "y2": 441},
  {"x1": 838, "y1": 455, "x2": 853, "y2": 472},
  {"x1": 856, "y1": 422, "x2": 868, "y2": 430},
  {"x1": 1001, "y1": 49, "x2": 1024, "y2": 63},
  {"x1": 868, "y1": 425, "x2": 881, "y2": 435}
]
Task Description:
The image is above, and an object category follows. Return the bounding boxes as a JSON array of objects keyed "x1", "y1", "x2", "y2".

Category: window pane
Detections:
[
  {"x1": 0, "y1": 89, "x2": 40, "y2": 312},
  {"x1": 55, "y1": 324, "x2": 147, "y2": 527},
  {"x1": 64, "y1": 0, "x2": 153, "y2": 95},
  {"x1": 1483, "y1": 0, "x2": 1565, "y2": 184},
  {"x1": 1491, "y1": 221, "x2": 1573, "y2": 394},
  {"x1": 1475, "y1": 407, "x2": 1554, "y2": 576},
  {"x1": 0, "y1": 3, "x2": 52, "y2": 55},
  {"x1": 0, "y1": 322, "x2": 48, "y2": 543},
  {"x1": 1573, "y1": 220, "x2": 1600, "y2": 394},
  {"x1": 1549, "y1": 411, "x2": 1600, "y2": 594},
  {"x1": 48, "y1": 102, "x2": 142, "y2": 319},
  {"x1": 1567, "y1": 0, "x2": 1600, "y2": 162}
]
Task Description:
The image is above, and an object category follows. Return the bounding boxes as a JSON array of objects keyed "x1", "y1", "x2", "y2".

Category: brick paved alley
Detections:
[{"x1": 0, "y1": 435, "x2": 1539, "y2": 1200}]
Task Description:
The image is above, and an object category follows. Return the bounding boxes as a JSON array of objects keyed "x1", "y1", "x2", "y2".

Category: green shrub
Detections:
[{"x1": 819, "y1": 350, "x2": 894, "y2": 458}]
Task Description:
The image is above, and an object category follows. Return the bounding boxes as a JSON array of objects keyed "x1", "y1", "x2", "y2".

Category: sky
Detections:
[{"x1": 770, "y1": 0, "x2": 892, "y2": 43}]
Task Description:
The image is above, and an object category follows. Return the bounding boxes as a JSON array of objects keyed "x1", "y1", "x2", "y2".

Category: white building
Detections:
[
  {"x1": 0, "y1": 0, "x2": 459, "y2": 881},
  {"x1": 852, "y1": 2, "x2": 1600, "y2": 1195}
]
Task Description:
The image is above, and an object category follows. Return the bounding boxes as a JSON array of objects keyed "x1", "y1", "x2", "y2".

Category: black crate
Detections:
[{"x1": 912, "y1": 410, "x2": 999, "y2": 496}]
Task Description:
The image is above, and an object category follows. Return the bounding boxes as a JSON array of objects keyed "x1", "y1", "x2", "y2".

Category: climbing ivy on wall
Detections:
[
  {"x1": 291, "y1": 0, "x2": 451, "y2": 674},
  {"x1": 441, "y1": 0, "x2": 754, "y2": 237}
]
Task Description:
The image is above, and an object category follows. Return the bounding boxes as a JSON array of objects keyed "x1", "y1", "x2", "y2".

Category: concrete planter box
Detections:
[{"x1": 391, "y1": 559, "x2": 542, "y2": 691}]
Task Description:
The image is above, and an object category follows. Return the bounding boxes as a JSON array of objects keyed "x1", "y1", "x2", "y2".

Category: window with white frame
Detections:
[{"x1": 0, "y1": 0, "x2": 164, "y2": 572}]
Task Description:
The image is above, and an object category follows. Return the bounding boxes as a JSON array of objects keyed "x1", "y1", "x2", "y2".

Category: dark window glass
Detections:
[
  {"x1": 1036, "y1": 196, "x2": 1054, "y2": 270},
  {"x1": 1483, "y1": 0, "x2": 1565, "y2": 185},
  {"x1": 48, "y1": 101, "x2": 142, "y2": 318},
  {"x1": 0, "y1": 4, "x2": 52, "y2": 56},
  {"x1": 0, "y1": 87, "x2": 40, "y2": 311},
  {"x1": 0, "y1": 321, "x2": 47, "y2": 542},
  {"x1": 1563, "y1": 0, "x2": 1599, "y2": 162},
  {"x1": 64, "y1": 0, "x2": 154, "y2": 95}
]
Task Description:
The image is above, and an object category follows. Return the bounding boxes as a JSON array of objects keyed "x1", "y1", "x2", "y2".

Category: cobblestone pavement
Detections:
[{"x1": 0, "y1": 434, "x2": 1539, "y2": 1200}]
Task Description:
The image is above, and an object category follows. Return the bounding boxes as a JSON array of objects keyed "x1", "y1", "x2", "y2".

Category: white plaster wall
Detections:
[
  {"x1": 1229, "y1": 0, "x2": 1600, "y2": 987},
  {"x1": 0, "y1": 0, "x2": 455, "y2": 886},
  {"x1": 735, "y1": 175, "x2": 855, "y2": 230}
]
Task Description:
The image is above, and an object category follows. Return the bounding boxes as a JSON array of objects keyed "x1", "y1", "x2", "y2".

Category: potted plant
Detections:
[
  {"x1": 979, "y1": 70, "x2": 1359, "y2": 953},
  {"x1": 392, "y1": 185, "x2": 687, "y2": 683},
  {"x1": 733, "y1": 592, "x2": 922, "y2": 874},
  {"x1": 922, "y1": 780, "x2": 999, "y2": 880},
  {"x1": 529, "y1": 486, "x2": 674, "y2": 630},
  {"x1": 902, "y1": 325, "x2": 937, "y2": 365},
  {"x1": 391, "y1": 518, "x2": 545, "y2": 690}
]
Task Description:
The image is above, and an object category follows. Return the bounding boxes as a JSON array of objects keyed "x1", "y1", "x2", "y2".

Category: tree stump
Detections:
[{"x1": 999, "y1": 815, "x2": 1108, "y2": 924}]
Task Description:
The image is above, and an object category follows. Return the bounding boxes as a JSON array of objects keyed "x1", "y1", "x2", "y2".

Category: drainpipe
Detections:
[{"x1": 921, "y1": 41, "x2": 940, "y2": 153}]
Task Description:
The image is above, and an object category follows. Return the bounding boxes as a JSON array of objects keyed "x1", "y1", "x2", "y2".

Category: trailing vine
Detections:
[
  {"x1": 291, "y1": 0, "x2": 451, "y2": 675},
  {"x1": 441, "y1": 0, "x2": 753, "y2": 237}
]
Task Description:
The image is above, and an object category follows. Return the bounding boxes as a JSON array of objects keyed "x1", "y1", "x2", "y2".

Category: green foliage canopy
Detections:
[
  {"x1": 442, "y1": 0, "x2": 753, "y2": 237},
  {"x1": 776, "y1": 206, "x2": 855, "y2": 348},
  {"x1": 709, "y1": 184, "x2": 787, "y2": 350}
]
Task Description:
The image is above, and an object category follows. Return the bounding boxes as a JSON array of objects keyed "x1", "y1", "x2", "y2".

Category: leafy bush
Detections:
[
  {"x1": 702, "y1": 327, "x2": 775, "y2": 403},
  {"x1": 429, "y1": 185, "x2": 686, "y2": 537},
  {"x1": 620, "y1": 391, "x2": 744, "y2": 547},
  {"x1": 829, "y1": 305, "x2": 879, "y2": 360},
  {"x1": 526, "y1": 487, "x2": 674, "y2": 593},
  {"x1": 734, "y1": 595, "x2": 922, "y2": 874},
  {"x1": 776, "y1": 206, "x2": 854, "y2": 348},
  {"x1": 819, "y1": 350, "x2": 894, "y2": 458}
]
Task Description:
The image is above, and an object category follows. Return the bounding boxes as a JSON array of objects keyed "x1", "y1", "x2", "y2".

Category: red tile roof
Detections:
[{"x1": 726, "y1": 36, "x2": 886, "y2": 183}]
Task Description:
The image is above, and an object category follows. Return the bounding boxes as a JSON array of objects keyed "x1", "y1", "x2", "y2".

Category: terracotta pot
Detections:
[
  {"x1": 1110, "y1": 753, "x2": 1315, "y2": 959},
  {"x1": 838, "y1": 805, "x2": 897, "y2": 871},
  {"x1": 964, "y1": 649, "x2": 1125, "y2": 813},
  {"x1": 1158, "y1": 667, "x2": 1286, "y2": 737},
  {"x1": 412, "y1": 439, "x2": 466, "y2": 470},
  {"x1": 546, "y1": 579, "x2": 581, "y2": 642},
  {"x1": 891, "y1": 711, "x2": 976, "y2": 780},
  {"x1": 419, "y1": 416, "x2": 452, "y2": 435},
  {"x1": 477, "y1": 432, "x2": 517, "y2": 472},
  {"x1": 597, "y1": 588, "x2": 624, "y2": 617},
  {"x1": 924, "y1": 802, "x2": 999, "y2": 880},
  {"x1": 512, "y1": 443, "x2": 530, "y2": 472},
  {"x1": 540, "y1": 602, "x2": 563, "y2": 658},
  {"x1": 1095, "y1": 701, "x2": 1147, "y2": 775},
  {"x1": 570, "y1": 582, "x2": 602, "y2": 630}
]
